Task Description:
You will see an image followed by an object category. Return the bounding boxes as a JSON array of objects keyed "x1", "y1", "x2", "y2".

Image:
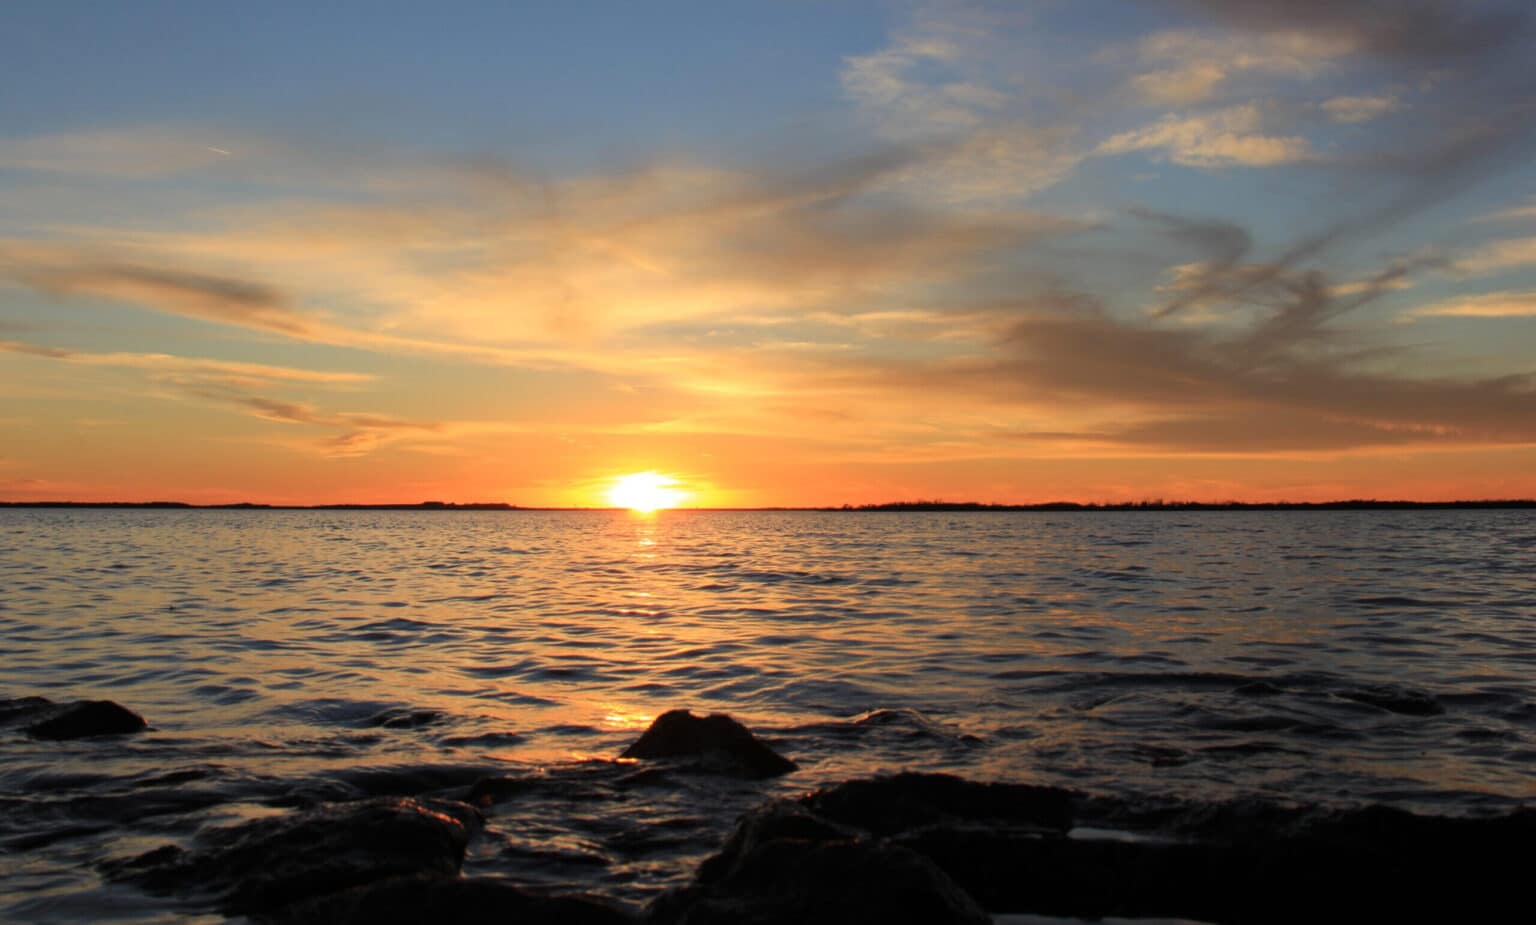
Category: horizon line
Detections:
[{"x1": 3, "y1": 498, "x2": 1535, "y2": 512}]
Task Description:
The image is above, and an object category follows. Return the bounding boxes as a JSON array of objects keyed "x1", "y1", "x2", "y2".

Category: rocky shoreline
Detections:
[{"x1": 6, "y1": 698, "x2": 1532, "y2": 923}]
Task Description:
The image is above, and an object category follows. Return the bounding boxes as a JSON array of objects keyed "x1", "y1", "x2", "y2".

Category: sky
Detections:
[{"x1": 3, "y1": 0, "x2": 1536, "y2": 507}]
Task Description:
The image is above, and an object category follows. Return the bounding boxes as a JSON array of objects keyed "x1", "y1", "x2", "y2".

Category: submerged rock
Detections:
[
  {"x1": 620, "y1": 710, "x2": 797, "y2": 779},
  {"x1": 655, "y1": 773, "x2": 1536, "y2": 923},
  {"x1": 654, "y1": 817, "x2": 988, "y2": 925},
  {"x1": 0, "y1": 696, "x2": 55, "y2": 726},
  {"x1": 108, "y1": 796, "x2": 482, "y2": 915},
  {"x1": 801, "y1": 772, "x2": 1076, "y2": 836},
  {"x1": 270, "y1": 874, "x2": 633, "y2": 925},
  {"x1": 21, "y1": 699, "x2": 148, "y2": 740}
]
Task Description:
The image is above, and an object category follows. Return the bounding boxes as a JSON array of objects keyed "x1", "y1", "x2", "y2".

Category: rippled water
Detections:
[{"x1": 2, "y1": 509, "x2": 1534, "y2": 921}]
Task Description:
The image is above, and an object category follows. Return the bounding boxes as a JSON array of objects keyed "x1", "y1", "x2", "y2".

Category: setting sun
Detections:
[{"x1": 606, "y1": 472, "x2": 687, "y2": 512}]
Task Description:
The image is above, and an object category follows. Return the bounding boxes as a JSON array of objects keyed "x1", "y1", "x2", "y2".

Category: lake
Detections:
[{"x1": 2, "y1": 509, "x2": 1533, "y2": 921}]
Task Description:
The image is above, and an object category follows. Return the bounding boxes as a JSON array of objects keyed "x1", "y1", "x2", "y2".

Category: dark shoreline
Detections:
[
  {"x1": 8, "y1": 699, "x2": 1532, "y2": 924},
  {"x1": 4, "y1": 499, "x2": 1534, "y2": 512}
]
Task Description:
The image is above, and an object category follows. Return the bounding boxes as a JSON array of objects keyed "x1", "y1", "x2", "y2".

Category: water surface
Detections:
[{"x1": 2, "y1": 509, "x2": 1533, "y2": 921}]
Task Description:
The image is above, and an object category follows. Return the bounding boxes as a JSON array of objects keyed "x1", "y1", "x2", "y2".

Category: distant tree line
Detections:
[{"x1": 828, "y1": 499, "x2": 1536, "y2": 512}]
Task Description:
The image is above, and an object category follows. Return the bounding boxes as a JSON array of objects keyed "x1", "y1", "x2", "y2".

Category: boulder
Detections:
[
  {"x1": 620, "y1": 710, "x2": 797, "y2": 779},
  {"x1": 108, "y1": 796, "x2": 482, "y2": 915},
  {"x1": 800, "y1": 772, "x2": 1075, "y2": 836},
  {"x1": 654, "y1": 827, "x2": 987, "y2": 925},
  {"x1": 0, "y1": 696, "x2": 54, "y2": 727},
  {"x1": 24, "y1": 699, "x2": 148, "y2": 740},
  {"x1": 269, "y1": 874, "x2": 633, "y2": 925},
  {"x1": 894, "y1": 799, "x2": 1536, "y2": 923}
]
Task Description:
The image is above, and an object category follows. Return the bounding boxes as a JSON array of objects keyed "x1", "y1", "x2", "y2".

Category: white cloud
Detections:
[
  {"x1": 1097, "y1": 105, "x2": 1310, "y2": 167},
  {"x1": 1457, "y1": 236, "x2": 1536, "y2": 274},
  {"x1": 1321, "y1": 95, "x2": 1403, "y2": 124},
  {"x1": 1133, "y1": 64, "x2": 1230, "y2": 106},
  {"x1": 1130, "y1": 28, "x2": 1353, "y2": 105},
  {"x1": 841, "y1": 5, "x2": 1081, "y2": 200},
  {"x1": 1405, "y1": 290, "x2": 1536, "y2": 319}
]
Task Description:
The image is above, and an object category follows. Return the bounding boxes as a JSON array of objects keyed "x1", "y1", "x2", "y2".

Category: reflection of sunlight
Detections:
[
  {"x1": 606, "y1": 471, "x2": 686, "y2": 512},
  {"x1": 603, "y1": 709, "x2": 654, "y2": 730}
]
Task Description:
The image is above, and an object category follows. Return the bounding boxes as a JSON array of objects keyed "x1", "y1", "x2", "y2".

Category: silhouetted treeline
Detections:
[
  {"x1": 830, "y1": 499, "x2": 1536, "y2": 512},
  {"x1": 0, "y1": 501, "x2": 520, "y2": 511}
]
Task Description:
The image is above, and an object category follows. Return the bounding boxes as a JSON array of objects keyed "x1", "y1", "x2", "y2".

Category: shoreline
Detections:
[{"x1": 7, "y1": 700, "x2": 1531, "y2": 924}]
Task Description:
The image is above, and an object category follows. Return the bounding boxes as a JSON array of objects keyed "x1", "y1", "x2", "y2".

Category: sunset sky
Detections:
[{"x1": 4, "y1": 0, "x2": 1536, "y2": 506}]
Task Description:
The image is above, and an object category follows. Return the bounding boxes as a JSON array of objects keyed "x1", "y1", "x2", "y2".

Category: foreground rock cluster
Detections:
[
  {"x1": 10, "y1": 700, "x2": 1532, "y2": 923},
  {"x1": 0, "y1": 696, "x2": 148, "y2": 740}
]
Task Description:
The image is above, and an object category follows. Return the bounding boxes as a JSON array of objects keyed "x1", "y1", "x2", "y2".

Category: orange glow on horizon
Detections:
[{"x1": 605, "y1": 471, "x2": 688, "y2": 512}]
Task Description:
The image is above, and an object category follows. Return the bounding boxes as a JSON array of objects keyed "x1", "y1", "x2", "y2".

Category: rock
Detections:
[
  {"x1": 269, "y1": 875, "x2": 633, "y2": 925},
  {"x1": 654, "y1": 825, "x2": 988, "y2": 925},
  {"x1": 0, "y1": 696, "x2": 55, "y2": 727},
  {"x1": 800, "y1": 772, "x2": 1075, "y2": 837},
  {"x1": 692, "y1": 801, "x2": 863, "y2": 886},
  {"x1": 895, "y1": 799, "x2": 1536, "y2": 923},
  {"x1": 24, "y1": 699, "x2": 147, "y2": 740},
  {"x1": 108, "y1": 796, "x2": 482, "y2": 915},
  {"x1": 620, "y1": 710, "x2": 797, "y2": 779}
]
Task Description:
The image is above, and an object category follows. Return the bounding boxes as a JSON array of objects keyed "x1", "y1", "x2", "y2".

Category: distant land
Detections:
[{"x1": 2, "y1": 499, "x2": 1534, "y2": 511}]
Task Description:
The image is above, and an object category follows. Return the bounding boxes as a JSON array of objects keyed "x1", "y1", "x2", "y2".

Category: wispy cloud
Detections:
[
  {"x1": 841, "y1": 4, "x2": 1083, "y2": 200},
  {"x1": 1455, "y1": 236, "x2": 1536, "y2": 275},
  {"x1": 1098, "y1": 105, "x2": 1311, "y2": 167},
  {"x1": 1481, "y1": 197, "x2": 1536, "y2": 222},
  {"x1": 1169, "y1": 0, "x2": 1533, "y2": 64},
  {"x1": 0, "y1": 337, "x2": 373, "y2": 383},
  {"x1": 1321, "y1": 94, "x2": 1403, "y2": 124},
  {"x1": 1405, "y1": 290, "x2": 1536, "y2": 320},
  {"x1": 1129, "y1": 28, "x2": 1351, "y2": 105},
  {"x1": 1, "y1": 243, "x2": 310, "y2": 335},
  {"x1": 0, "y1": 127, "x2": 258, "y2": 178},
  {"x1": 847, "y1": 288, "x2": 1536, "y2": 452}
]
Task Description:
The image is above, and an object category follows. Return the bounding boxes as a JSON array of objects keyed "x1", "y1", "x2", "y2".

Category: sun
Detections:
[{"x1": 606, "y1": 472, "x2": 687, "y2": 512}]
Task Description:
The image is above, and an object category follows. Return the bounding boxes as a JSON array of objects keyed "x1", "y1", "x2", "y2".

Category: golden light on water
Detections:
[{"x1": 606, "y1": 471, "x2": 687, "y2": 512}]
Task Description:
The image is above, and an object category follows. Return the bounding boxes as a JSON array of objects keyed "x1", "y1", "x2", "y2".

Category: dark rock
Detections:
[
  {"x1": 24, "y1": 699, "x2": 147, "y2": 740},
  {"x1": 896, "y1": 800, "x2": 1536, "y2": 923},
  {"x1": 270, "y1": 875, "x2": 633, "y2": 925},
  {"x1": 620, "y1": 710, "x2": 797, "y2": 779},
  {"x1": 107, "y1": 796, "x2": 482, "y2": 915},
  {"x1": 0, "y1": 696, "x2": 55, "y2": 727},
  {"x1": 468, "y1": 774, "x2": 544, "y2": 807},
  {"x1": 654, "y1": 829, "x2": 988, "y2": 925},
  {"x1": 693, "y1": 801, "x2": 862, "y2": 886},
  {"x1": 800, "y1": 772, "x2": 1075, "y2": 837}
]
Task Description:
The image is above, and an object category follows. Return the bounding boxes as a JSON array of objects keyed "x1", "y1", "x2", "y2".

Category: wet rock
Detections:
[
  {"x1": 620, "y1": 710, "x2": 797, "y2": 779},
  {"x1": 654, "y1": 824, "x2": 988, "y2": 925},
  {"x1": 108, "y1": 796, "x2": 481, "y2": 915},
  {"x1": 270, "y1": 875, "x2": 633, "y2": 925},
  {"x1": 900, "y1": 799, "x2": 1536, "y2": 923},
  {"x1": 800, "y1": 772, "x2": 1075, "y2": 837},
  {"x1": 468, "y1": 774, "x2": 544, "y2": 807},
  {"x1": 692, "y1": 801, "x2": 863, "y2": 885},
  {"x1": 0, "y1": 696, "x2": 55, "y2": 727},
  {"x1": 23, "y1": 699, "x2": 148, "y2": 740}
]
